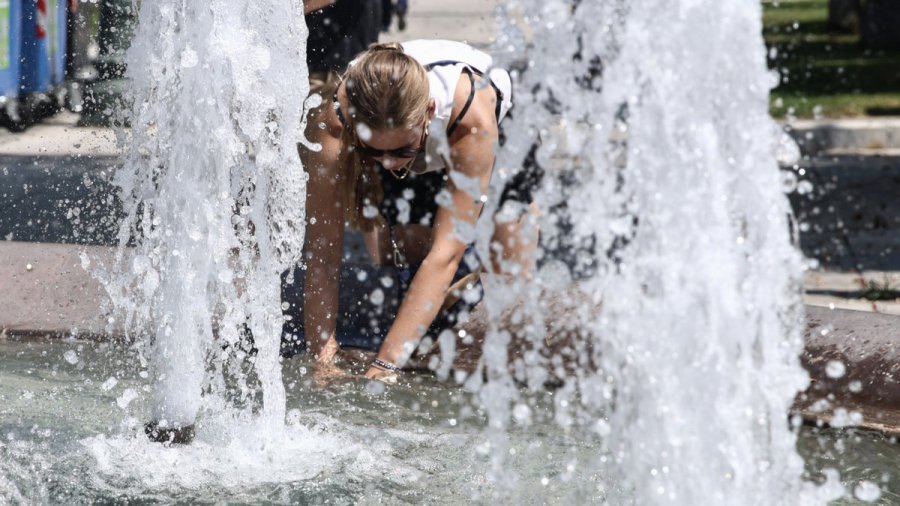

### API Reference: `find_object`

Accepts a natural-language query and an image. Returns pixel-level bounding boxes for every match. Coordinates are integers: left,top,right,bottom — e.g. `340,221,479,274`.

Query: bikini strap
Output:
446,68,476,138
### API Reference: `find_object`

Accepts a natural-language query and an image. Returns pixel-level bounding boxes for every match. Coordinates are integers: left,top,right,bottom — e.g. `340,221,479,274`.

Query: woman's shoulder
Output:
301,95,346,177
448,70,499,142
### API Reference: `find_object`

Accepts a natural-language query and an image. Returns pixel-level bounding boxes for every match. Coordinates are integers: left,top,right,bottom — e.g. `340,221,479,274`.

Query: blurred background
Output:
765,0,900,118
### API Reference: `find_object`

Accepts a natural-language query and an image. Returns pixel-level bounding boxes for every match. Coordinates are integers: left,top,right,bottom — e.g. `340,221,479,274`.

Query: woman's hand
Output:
311,360,349,386
365,366,400,384
310,338,349,385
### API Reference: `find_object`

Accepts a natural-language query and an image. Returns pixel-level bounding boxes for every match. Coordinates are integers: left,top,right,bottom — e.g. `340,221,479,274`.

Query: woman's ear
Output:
427,98,436,120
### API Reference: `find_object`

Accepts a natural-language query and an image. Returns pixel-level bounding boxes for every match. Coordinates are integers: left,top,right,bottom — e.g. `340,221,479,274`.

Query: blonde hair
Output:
341,42,431,230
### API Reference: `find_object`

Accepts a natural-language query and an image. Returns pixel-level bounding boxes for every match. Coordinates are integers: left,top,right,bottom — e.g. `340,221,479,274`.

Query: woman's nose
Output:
378,156,403,170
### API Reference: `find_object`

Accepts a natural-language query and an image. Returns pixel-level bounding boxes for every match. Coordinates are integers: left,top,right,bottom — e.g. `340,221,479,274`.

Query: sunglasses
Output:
351,138,425,159
351,122,428,159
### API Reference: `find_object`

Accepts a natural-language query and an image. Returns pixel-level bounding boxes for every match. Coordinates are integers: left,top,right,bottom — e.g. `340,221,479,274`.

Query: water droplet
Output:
825,360,846,379
116,388,138,409
513,403,532,424
594,419,611,436
355,122,372,141
781,171,798,193
101,377,119,391
365,380,386,395
63,350,79,365
180,46,199,68
854,481,881,502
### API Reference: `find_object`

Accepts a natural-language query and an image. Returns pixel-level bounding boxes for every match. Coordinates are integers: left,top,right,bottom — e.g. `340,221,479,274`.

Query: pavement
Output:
784,117,900,157
381,0,501,47
0,113,122,246
0,240,116,337
0,111,120,157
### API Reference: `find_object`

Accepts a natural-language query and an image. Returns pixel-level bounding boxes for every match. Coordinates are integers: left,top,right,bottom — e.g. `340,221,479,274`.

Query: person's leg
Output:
490,202,539,277
380,0,393,31
395,0,407,31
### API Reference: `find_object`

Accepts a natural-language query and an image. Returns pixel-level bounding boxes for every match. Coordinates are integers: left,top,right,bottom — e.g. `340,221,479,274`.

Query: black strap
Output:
333,86,346,126
492,81,504,121
424,60,483,73
446,69,476,138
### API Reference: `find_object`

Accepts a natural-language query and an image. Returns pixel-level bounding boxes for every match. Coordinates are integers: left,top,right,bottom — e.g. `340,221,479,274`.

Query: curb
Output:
783,117,900,157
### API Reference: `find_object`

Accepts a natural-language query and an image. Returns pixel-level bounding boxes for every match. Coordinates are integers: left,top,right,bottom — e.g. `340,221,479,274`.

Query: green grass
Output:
763,0,900,118
860,279,900,301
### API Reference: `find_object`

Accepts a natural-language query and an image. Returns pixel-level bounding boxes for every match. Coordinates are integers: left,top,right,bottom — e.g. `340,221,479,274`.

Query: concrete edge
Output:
781,117,900,157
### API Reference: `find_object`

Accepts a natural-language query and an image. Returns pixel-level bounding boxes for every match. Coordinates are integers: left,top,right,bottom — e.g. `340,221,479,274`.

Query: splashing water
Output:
68,0,849,503
483,0,839,503
103,1,308,428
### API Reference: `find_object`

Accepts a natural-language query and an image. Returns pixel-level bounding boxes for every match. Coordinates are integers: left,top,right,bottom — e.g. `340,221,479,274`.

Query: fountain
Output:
476,0,840,502
102,0,308,438
0,0,897,503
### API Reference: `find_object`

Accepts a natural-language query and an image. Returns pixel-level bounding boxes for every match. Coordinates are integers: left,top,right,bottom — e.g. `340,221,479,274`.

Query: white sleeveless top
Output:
400,40,513,174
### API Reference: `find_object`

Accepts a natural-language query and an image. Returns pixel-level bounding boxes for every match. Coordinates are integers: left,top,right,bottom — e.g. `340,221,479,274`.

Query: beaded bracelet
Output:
372,358,402,372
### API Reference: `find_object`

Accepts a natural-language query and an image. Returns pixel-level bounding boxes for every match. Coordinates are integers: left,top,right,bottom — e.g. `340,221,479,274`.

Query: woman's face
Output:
355,124,427,172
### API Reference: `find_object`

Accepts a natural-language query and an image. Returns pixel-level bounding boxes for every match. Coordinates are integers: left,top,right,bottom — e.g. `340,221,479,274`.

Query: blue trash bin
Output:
21,0,51,97
0,0,22,118
20,0,66,123
47,0,66,87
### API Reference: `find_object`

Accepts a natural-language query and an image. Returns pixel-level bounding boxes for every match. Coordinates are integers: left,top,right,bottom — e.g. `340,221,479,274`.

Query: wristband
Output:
372,358,402,372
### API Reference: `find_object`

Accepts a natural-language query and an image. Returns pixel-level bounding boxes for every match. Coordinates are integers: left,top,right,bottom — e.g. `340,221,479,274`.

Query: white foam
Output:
81,415,425,494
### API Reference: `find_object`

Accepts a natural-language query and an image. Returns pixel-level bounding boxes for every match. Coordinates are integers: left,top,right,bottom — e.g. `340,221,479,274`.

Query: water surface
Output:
1,339,896,504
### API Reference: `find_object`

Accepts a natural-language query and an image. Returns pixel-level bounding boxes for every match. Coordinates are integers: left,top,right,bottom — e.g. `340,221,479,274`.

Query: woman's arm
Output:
366,82,500,378
304,0,336,14
300,127,346,369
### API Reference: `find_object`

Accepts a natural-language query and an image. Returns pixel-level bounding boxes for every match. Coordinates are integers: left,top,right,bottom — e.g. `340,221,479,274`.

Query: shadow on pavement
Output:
2,150,899,273
0,154,123,246
788,154,900,271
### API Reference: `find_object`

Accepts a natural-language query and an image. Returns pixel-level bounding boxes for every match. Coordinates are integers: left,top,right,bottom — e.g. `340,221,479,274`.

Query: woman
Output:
300,39,538,382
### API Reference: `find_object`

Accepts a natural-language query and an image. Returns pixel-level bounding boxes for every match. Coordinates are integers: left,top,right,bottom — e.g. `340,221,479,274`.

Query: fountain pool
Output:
0,338,896,504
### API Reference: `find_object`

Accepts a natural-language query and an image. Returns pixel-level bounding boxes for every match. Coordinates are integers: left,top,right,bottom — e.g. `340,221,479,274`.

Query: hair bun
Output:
367,42,404,53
